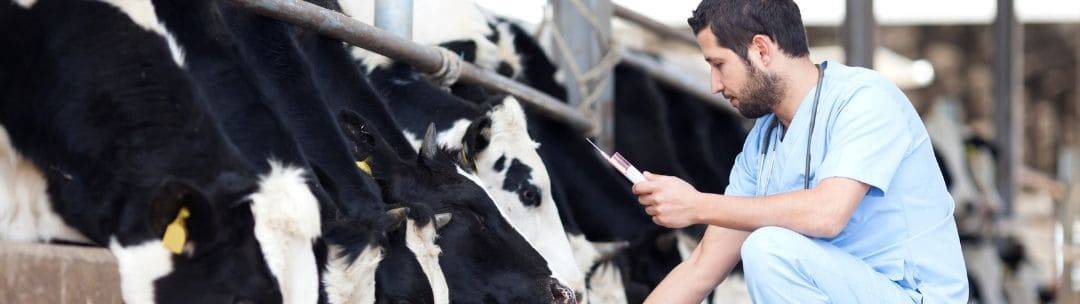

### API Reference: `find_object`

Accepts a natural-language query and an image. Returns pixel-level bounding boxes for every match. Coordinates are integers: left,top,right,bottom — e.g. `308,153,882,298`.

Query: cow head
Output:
460,97,586,297
337,110,576,303
110,163,321,304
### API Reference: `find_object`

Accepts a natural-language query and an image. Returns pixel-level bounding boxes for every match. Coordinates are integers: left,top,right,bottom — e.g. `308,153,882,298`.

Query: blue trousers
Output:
741,227,917,303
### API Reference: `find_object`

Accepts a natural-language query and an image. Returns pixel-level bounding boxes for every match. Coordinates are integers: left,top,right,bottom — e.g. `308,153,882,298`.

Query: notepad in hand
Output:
587,138,646,184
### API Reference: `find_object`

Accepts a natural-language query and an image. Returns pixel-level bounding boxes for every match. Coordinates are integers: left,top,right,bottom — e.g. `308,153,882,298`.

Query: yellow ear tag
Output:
162,207,190,254
356,157,373,176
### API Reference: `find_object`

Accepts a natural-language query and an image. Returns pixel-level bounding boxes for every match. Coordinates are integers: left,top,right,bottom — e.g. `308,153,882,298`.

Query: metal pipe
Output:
842,0,875,68
612,4,697,46
374,0,412,39
228,0,594,133
619,50,736,115
993,0,1022,217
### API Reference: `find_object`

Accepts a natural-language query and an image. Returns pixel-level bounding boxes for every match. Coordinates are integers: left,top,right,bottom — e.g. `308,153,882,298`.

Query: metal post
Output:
374,0,412,39
993,0,1022,217
551,0,615,148
842,0,875,68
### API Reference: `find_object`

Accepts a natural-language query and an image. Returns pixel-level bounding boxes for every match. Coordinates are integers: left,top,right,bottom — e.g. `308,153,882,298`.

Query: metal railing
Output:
230,0,741,134
230,0,595,134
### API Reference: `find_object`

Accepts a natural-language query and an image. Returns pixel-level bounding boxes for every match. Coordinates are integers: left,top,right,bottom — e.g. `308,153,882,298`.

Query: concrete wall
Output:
0,242,121,303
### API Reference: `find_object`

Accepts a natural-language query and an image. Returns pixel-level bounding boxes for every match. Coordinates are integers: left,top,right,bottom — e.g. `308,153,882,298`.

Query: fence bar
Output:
612,4,697,46
842,0,875,68
374,0,412,40
993,0,1022,217
229,0,594,133
619,50,735,114
551,0,615,144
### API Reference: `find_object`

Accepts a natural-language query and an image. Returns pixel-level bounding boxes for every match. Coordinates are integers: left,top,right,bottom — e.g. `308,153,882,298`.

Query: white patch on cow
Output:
0,125,90,244
435,119,472,150
402,130,423,152
405,219,449,304
349,47,394,74
13,0,37,9
399,119,469,153
249,161,321,304
586,262,627,304
323,244,383,304
491,22,523,78
568,234,601,275
96,0,186,67
109,238,174,304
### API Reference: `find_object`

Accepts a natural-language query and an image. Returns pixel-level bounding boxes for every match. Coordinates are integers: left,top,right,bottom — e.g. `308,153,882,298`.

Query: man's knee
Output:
741,226,809,272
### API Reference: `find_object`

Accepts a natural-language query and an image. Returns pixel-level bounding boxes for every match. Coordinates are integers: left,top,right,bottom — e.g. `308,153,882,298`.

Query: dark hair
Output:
688,0,810,63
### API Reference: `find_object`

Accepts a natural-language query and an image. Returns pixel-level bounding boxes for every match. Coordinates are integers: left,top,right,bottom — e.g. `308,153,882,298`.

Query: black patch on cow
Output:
485,22,500,42
438,40,477,63
493,155,507,171
496,62,515,78
503,159,541,207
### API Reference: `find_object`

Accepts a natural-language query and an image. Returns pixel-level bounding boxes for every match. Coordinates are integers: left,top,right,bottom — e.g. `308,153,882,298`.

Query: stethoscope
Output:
758,62,826,194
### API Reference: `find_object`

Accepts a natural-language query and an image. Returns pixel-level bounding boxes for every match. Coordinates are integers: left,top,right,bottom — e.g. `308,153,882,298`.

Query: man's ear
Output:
460,116,492,172
149,179,211,241
750,34,775,67
336,110,378,161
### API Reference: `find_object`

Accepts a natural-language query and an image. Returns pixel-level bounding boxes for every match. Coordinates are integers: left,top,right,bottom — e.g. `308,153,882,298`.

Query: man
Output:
632,0,969,303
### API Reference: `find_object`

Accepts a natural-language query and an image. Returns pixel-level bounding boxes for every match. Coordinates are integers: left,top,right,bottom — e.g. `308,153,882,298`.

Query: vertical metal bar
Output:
993,0,1022,218
842,0,875,68
374,0,412,39
551,0,615,148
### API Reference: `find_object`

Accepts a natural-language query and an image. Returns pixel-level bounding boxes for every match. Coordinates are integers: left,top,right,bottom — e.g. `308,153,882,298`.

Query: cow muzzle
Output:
548,278,576,304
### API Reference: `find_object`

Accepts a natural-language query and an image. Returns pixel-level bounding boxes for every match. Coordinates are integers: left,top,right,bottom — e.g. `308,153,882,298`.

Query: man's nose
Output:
711,78,725,95
711,72,725,94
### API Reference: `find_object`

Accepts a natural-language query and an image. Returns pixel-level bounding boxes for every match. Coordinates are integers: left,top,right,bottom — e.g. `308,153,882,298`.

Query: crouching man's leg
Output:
741,226,915,303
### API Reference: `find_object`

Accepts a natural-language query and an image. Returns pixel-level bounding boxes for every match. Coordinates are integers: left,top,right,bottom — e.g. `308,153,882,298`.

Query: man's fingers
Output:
632,181,657,195
638,195,655,206
645,206,658,216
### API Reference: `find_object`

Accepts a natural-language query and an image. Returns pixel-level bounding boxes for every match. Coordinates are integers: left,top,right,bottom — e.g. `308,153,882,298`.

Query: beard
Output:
732,65,784,119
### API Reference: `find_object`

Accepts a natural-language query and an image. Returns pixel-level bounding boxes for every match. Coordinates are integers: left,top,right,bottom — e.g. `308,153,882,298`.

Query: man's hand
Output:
632,172,703,229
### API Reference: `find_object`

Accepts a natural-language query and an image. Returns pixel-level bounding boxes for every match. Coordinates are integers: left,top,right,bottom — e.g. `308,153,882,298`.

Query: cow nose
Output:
549,279,576,304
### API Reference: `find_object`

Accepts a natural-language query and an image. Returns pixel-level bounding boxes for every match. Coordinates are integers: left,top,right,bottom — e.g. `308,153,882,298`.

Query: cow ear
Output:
434,212,452,229
336,110,377,161
460,116,492,171
418,122,439,162
385,206,410,232
149,179,211,252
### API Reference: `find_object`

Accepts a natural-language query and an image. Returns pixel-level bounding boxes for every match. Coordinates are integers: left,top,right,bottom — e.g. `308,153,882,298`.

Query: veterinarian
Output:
632,0,969,302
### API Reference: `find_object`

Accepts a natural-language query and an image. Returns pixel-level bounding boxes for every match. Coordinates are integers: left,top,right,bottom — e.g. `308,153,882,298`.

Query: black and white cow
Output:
145,0,443,302
0,0,321,303
282,2,578,300
341,0,587,297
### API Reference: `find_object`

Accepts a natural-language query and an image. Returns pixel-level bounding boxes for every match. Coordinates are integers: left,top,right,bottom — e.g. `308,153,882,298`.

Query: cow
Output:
224,1,577,301
360,61,585,298
340,0,587,297
145,0,445,302
336,110,575,304
0,0,322,303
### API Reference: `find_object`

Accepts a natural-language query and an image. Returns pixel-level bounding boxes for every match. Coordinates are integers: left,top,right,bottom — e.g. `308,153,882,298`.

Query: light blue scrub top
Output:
725,62,969,303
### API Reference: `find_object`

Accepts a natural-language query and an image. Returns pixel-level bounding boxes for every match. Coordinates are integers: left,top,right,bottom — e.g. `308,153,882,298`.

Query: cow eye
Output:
522,188,540,204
